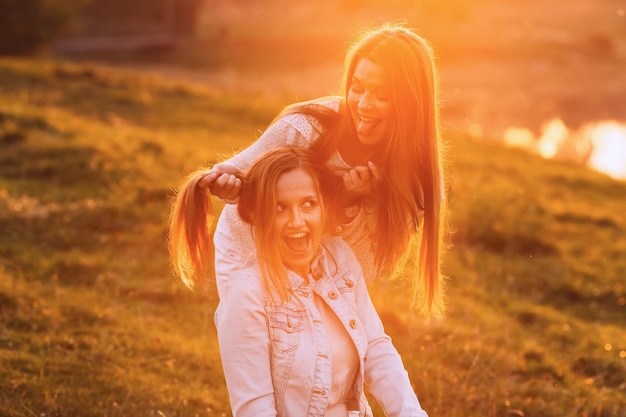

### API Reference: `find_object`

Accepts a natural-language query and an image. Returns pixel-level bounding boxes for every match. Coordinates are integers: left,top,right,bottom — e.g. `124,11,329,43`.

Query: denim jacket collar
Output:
286,243,339,294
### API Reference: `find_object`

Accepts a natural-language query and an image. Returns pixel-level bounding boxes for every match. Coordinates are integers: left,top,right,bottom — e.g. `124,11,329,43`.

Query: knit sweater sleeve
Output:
222,115,322,172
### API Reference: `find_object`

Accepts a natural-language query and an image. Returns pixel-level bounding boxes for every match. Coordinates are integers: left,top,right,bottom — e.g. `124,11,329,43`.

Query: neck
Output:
289,265,311,279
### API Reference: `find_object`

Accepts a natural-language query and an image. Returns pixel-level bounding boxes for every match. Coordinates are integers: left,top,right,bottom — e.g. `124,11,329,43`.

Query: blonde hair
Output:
280,23,447,316
168,147,340,302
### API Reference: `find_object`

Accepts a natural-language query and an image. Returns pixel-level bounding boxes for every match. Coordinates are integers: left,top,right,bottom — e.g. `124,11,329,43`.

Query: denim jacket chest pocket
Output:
334,275,357,306
266,305,306,354
328,257,357,307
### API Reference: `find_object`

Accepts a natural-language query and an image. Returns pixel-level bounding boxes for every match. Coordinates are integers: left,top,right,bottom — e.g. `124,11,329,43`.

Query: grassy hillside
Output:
0,58,625,417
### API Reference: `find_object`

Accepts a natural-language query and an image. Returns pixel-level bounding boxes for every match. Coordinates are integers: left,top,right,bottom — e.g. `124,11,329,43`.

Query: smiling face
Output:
347,58,393,146
271,168,325,278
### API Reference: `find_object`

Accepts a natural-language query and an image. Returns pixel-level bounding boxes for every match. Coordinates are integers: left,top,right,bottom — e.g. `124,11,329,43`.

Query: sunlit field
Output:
2,0,626,416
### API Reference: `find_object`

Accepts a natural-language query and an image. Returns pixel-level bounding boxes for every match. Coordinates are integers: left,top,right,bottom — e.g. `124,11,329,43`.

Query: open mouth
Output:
284,232,309,252
357,115,381,136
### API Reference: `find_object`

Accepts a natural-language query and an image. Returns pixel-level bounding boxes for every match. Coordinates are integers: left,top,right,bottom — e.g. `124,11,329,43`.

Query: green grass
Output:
0,57,624,417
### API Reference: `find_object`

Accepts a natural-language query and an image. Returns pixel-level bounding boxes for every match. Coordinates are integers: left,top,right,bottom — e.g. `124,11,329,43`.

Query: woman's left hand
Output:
342,161,382,197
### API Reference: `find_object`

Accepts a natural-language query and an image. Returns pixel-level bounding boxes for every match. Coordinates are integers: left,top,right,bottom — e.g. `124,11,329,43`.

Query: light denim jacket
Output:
215,236,428,417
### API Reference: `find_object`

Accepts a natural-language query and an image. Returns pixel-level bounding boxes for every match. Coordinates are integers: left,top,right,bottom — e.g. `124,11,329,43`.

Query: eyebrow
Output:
351,75,387,90
276,193,319,202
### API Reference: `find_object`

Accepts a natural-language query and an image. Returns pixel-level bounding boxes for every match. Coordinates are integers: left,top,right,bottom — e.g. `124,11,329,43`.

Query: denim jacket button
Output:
328,290,338,300
349,319,357,329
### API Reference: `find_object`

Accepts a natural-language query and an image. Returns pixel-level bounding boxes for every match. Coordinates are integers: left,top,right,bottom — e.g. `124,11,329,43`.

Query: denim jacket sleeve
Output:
214,268,278,417
345,245,429,417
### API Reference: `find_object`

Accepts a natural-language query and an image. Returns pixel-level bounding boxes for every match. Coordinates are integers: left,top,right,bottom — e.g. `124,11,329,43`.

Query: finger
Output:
354,166,370,183
219,174,239,197
224,173,239,193
210,173,241,200
224,177,242,200
348,169,362,188
208,173,232,195
368,161,382,182
197,171,218,189
343,172,356,191
216,173,233,187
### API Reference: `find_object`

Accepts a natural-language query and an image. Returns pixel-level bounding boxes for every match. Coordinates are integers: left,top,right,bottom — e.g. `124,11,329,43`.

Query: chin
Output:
358,136,382,146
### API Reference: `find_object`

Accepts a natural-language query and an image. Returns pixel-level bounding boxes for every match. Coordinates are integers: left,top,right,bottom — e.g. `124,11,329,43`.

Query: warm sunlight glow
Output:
503,119,626,180
536,119,569,159
586,122,626,180
503,127,534,149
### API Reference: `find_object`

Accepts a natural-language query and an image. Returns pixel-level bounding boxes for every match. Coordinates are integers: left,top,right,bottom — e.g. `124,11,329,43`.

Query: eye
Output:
302,199,318,209
276,203,286,212
349,79,364,94
375,89,391,102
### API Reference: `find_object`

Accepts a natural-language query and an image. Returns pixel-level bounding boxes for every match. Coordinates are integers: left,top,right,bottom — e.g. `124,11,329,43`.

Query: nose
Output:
288,208,304,226
358,91,374,110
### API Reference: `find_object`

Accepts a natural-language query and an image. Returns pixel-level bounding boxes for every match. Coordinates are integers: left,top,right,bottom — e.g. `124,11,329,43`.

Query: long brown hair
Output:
237,147,340,302
275,23,447,316
168,147,341,302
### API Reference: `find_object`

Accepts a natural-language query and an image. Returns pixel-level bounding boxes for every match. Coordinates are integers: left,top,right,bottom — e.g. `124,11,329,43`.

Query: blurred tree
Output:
82,0,205,38
171,0,204,38
0,0,91,55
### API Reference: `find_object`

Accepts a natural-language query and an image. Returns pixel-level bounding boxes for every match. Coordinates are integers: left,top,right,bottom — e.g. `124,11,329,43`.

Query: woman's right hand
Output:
198,163,243,202
342,161,382,197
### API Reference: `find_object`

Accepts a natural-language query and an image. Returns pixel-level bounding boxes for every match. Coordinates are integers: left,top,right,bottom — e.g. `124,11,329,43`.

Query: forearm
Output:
365,339,427,417
222,116,316,170
353,261,427,416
